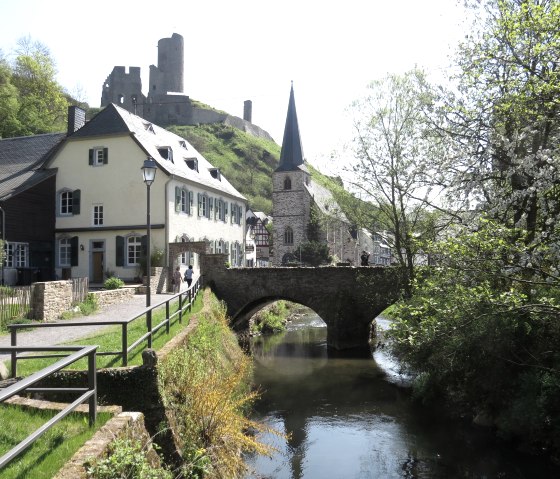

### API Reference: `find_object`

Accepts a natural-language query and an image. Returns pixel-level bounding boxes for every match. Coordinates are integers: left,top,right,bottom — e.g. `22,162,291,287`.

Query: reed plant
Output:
158,293,280,478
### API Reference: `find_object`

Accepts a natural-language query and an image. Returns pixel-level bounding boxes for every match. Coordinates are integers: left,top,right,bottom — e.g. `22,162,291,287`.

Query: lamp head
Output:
142,157,157,186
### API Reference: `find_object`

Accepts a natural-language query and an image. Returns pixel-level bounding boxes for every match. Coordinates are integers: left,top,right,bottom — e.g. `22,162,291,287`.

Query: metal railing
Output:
0,345,98,470
8,278,201,376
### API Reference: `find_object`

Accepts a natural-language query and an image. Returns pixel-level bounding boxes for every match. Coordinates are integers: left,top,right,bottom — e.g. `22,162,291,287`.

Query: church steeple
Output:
276,83,306,172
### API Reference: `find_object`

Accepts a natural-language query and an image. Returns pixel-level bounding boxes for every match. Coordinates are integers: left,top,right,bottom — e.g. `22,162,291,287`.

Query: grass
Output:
0,404,112,479
10,293,203,377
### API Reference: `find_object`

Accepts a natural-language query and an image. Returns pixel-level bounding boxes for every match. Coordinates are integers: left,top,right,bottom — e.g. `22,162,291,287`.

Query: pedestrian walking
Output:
172,266,182,293
360,250,370,266
184,265,194,287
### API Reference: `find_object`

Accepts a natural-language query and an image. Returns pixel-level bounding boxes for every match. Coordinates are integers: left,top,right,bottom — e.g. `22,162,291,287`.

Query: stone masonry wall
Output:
31,281,73,321
91,288,135,309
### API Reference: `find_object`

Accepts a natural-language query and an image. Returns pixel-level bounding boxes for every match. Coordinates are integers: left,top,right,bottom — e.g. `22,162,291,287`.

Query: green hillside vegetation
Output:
168,124,280,214
168,123,376,232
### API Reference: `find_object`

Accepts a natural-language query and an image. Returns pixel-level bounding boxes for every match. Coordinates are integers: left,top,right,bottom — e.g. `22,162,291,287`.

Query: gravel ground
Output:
0,292,174,363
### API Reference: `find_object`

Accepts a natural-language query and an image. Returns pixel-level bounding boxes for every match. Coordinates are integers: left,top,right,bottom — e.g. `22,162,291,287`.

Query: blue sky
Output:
1,0,469,174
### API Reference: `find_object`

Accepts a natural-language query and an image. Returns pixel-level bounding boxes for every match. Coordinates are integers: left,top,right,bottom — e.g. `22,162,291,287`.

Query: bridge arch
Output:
200,254,408,350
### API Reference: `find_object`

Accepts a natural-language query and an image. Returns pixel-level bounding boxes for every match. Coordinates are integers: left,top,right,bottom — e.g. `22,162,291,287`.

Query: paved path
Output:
0,292,174,363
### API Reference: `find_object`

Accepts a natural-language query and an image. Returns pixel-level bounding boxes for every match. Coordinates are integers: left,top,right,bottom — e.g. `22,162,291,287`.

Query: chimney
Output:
67,106,86,135
243,100,252,123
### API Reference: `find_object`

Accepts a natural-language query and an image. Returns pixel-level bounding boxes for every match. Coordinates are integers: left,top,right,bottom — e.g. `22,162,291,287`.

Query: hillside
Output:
167,123,376,230
168,123,280,214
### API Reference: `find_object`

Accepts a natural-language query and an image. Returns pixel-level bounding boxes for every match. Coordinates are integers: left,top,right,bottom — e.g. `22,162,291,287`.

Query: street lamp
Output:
141,157,157,308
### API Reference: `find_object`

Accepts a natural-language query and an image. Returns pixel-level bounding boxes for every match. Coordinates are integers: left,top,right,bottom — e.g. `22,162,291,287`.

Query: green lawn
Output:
0,405,112,479
10,293,203,377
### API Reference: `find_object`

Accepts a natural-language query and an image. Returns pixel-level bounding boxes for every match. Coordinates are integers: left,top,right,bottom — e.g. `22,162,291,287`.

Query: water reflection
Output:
244,311,560,479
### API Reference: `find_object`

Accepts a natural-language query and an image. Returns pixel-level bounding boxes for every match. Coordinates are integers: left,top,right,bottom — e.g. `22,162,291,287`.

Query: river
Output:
243,310,560,479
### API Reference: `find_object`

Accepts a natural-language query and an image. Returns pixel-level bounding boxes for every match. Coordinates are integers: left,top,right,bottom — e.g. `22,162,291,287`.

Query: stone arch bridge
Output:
199,254,409,350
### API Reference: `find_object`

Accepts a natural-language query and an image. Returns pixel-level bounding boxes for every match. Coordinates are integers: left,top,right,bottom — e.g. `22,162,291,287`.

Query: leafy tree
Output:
0,55,21,138
388,0,560,457
348,69,446,280
10,37,69,135
299,241,331,266
442,0,560,244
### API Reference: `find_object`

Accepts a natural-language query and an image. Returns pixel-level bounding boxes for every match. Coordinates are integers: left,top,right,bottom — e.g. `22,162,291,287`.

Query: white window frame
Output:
59,238,71,267
60,190,73,215
127,235,142,266
93,147,105,166
93,204,104,226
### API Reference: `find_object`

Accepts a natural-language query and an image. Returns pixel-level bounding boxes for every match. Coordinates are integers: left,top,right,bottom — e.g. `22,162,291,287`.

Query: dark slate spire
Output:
276,83,305,172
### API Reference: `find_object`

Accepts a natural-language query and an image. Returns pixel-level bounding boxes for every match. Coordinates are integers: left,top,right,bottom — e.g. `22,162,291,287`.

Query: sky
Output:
1,0,470,176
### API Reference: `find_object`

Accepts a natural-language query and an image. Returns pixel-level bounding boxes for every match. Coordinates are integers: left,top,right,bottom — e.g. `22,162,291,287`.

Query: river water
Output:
243,311,560,479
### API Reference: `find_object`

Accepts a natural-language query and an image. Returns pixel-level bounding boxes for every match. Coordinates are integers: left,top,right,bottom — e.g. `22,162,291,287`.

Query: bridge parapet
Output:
200,255,408,350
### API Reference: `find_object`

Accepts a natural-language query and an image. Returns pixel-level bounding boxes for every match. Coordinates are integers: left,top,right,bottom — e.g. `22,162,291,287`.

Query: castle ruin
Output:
100,33,273,141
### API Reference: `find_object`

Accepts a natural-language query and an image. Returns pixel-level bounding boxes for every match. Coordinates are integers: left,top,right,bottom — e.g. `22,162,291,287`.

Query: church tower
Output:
272,84,312,265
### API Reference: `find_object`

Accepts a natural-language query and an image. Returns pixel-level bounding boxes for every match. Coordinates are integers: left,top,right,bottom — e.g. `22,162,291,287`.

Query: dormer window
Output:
144,123,155,133
209,168,221,181
158,147,173,162
185,158,198,172
179,140,188,149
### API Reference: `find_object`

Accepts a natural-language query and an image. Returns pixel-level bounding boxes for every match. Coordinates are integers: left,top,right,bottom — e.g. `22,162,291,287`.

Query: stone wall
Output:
91,288,135,309
31,281,73,321
30,281,139,321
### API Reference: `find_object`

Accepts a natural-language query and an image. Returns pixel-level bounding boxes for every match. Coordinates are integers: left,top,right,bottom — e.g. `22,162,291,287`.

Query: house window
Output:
209,168,221,180
158,147,173,162
60,190,73,215
127,236,142,266
58,189,81,216
284,177,292,190
185,158,198,171
198,193,209,218
181,189,188,213
59,238,71,267
93,205,104,226
89,147,108,166
284,227,294,245
4,242,28,268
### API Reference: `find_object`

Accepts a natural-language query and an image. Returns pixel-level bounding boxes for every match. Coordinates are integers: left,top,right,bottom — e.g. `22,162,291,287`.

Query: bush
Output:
104,277,124,290
86,437,172,479
158,293,281,477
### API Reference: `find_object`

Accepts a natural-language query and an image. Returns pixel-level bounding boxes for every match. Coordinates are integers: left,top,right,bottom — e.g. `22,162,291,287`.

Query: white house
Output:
47,104,246,285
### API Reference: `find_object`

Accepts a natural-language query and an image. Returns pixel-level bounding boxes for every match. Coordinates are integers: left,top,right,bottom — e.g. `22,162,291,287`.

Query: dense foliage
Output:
168,124,281,214
0,38,69,138
383,0,560,460
158,292,278,478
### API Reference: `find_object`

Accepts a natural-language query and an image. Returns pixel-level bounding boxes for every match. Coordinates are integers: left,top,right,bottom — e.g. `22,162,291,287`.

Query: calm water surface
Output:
243,312,560,479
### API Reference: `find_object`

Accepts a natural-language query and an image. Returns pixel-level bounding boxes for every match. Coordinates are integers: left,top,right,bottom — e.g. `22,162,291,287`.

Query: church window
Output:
284,227,294,245
284,177,292,190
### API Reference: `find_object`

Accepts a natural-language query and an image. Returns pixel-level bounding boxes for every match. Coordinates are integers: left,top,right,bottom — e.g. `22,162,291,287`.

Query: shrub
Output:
159,294,281,477
104,277,124,290
86,437,172,479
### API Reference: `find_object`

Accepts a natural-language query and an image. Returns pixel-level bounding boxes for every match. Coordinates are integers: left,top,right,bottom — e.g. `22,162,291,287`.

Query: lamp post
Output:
0,206,4,286
141,157,157,308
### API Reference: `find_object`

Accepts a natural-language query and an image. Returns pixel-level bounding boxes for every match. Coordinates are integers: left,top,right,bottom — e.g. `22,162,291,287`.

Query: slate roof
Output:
0,133,65,200
276,84,307,173
68,104,246,200
305,179,349,223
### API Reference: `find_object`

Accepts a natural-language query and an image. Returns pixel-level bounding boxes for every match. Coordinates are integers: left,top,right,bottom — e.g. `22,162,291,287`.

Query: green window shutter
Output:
73,189,81,215
141,235,147,258
70,236,79,266
239,206,243,225
188,191,193,215
198,193,202,217
89,149,94,165
116,236,124,266
103,148,109,164
175,186,181,212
